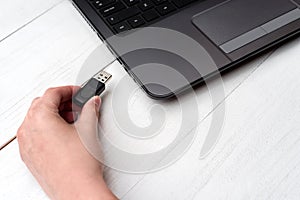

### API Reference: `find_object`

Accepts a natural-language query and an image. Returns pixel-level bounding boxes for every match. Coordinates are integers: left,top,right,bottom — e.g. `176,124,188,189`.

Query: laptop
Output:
71,0,300,99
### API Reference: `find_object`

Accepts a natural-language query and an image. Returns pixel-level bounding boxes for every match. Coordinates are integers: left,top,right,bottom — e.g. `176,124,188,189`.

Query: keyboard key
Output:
123,0,140,6
138,0,154,11
99,2,126,17
156,2,176,15
114,21,131,33
172,0,198,8
142,9,159,21
107,6,140,25
128,15,146,28
93,0,205,34
92,0,116,9
151,0,166,5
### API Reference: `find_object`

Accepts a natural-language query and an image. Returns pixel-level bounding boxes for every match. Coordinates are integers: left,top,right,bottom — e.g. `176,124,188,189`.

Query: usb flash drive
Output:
73,71,112,108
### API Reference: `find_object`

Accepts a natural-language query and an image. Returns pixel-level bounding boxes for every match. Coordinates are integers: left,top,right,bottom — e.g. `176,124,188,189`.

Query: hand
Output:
17,86,117,200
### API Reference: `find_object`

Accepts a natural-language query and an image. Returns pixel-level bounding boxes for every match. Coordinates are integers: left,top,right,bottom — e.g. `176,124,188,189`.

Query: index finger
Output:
42,86,80,110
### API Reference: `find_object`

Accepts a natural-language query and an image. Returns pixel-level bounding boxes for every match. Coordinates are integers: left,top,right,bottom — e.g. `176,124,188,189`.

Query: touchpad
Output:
192,0,298,52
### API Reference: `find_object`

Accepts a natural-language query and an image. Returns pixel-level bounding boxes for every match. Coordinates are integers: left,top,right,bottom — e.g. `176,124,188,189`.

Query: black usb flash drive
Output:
73,71,112,108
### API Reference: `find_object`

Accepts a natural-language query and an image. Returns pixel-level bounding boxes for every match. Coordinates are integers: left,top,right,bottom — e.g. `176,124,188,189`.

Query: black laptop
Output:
72,0,300,99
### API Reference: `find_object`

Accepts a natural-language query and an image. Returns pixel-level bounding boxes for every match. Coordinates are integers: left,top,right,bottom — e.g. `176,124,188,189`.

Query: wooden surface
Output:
1,0,300,199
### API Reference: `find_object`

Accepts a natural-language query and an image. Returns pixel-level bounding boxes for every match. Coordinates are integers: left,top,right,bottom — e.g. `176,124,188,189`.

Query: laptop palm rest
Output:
192,0,300,53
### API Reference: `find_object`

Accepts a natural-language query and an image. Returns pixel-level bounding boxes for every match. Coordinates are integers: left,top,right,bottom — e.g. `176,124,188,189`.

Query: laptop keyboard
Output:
88,0,201,33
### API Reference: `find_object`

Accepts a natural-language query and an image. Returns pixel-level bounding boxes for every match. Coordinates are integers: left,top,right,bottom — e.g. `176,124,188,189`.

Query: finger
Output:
77,96,101,126
59,100,81,113
59,111,78,123
42,86,80,110
75,96,103,160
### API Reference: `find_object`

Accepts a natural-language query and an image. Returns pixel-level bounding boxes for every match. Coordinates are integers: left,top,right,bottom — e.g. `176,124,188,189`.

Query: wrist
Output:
53,172,117,200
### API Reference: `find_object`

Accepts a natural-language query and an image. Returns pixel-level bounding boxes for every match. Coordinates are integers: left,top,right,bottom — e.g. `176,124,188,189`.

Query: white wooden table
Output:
1,1,300,199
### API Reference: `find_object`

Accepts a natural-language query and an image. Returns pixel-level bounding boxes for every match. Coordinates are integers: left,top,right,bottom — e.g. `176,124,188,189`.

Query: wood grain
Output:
1,0,300,199
120,37,300,200
0,0,100,145
0,0,63,42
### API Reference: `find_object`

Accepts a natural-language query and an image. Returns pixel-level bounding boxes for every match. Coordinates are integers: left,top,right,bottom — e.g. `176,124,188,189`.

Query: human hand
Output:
17,86,117,200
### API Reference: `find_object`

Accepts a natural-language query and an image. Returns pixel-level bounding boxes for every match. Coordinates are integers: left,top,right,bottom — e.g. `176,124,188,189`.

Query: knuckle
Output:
45,87,57,96
17,126,25,138
17,127,27,144
30,97,41,108
32,97,40,103
28,106,39,119
17,130,26,162
28,97,44,118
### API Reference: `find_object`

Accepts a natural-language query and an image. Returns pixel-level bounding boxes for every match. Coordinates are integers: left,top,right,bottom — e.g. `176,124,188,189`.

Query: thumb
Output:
77,96,101,128
75,96,103,161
